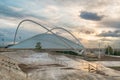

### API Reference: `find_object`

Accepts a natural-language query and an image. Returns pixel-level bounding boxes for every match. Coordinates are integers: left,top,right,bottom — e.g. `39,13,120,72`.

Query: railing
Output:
88,63,98,73
80,60,102,73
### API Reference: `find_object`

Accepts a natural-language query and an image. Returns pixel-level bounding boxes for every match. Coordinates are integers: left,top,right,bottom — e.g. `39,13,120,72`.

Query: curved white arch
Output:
14,19,84,54
14,19,51,44
14,19,74,49
46,27,84,49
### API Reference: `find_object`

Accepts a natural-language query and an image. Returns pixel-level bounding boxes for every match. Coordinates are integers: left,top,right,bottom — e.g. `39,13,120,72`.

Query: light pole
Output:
112,44,115,55
1,37,5,48
107,43,110,55
98,41,101,59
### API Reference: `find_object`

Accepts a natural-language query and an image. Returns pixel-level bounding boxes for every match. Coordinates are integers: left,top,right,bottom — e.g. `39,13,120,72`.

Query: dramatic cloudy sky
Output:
0,0,120,48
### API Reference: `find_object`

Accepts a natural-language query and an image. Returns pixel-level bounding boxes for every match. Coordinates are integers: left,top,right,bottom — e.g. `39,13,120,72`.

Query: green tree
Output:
35,42,42,50
114,50,120,56
105,45,113,55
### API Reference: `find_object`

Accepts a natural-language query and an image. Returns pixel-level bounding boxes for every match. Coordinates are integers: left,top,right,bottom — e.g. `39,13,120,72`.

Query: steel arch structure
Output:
46,27,84,49
14,19,51,44
13,19,84,54
14,19,74,49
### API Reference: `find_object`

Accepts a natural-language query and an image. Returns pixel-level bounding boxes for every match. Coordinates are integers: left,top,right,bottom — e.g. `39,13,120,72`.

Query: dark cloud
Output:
78,28,95,34
97,30,120,37
102,20,120,29
80,11,104,21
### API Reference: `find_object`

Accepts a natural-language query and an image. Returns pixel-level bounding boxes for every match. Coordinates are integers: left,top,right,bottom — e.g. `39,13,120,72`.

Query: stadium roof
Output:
10,33,84,50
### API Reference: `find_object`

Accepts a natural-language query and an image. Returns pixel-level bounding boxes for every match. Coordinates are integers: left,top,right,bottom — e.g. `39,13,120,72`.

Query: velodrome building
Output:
9,19,84,54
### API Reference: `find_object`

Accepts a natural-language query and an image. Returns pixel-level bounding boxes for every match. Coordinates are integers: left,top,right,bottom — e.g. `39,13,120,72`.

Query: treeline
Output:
105,45,120,56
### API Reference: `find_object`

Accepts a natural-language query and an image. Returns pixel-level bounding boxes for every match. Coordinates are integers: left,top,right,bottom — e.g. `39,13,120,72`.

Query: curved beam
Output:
14,19,74,49
14,19,84,54
14,19,53,44
46,27,84,49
